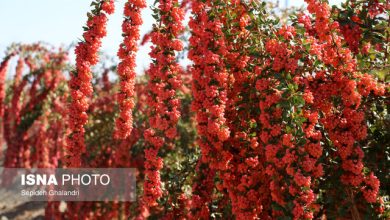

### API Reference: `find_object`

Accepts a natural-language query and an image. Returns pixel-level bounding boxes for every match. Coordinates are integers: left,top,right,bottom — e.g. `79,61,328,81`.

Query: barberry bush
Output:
0,0,389,219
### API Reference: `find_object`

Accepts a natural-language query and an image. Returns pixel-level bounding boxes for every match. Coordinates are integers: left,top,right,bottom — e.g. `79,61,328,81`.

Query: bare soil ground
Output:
0,201,45,220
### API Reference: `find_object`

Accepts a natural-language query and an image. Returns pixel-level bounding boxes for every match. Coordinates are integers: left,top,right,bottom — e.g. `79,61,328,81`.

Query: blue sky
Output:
0,0,156,74
0,0,342,75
